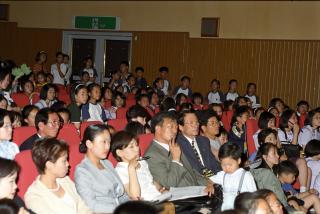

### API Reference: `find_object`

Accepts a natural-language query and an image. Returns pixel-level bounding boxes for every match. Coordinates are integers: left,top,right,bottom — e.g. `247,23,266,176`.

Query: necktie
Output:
191,140,214,178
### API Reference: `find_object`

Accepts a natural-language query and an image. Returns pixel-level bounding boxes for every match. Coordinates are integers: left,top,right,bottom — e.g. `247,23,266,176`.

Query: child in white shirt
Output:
209,142,257,211
111,131,163,201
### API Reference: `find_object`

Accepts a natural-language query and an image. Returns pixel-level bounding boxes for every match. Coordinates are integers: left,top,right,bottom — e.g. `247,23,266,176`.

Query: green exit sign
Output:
74,16,120,30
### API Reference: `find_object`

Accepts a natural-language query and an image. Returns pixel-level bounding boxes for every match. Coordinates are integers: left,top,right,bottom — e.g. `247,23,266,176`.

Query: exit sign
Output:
74,16,120,30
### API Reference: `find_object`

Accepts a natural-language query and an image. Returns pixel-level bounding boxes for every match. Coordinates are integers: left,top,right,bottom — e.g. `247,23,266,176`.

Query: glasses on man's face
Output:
184,121,199,126
47,120,62,128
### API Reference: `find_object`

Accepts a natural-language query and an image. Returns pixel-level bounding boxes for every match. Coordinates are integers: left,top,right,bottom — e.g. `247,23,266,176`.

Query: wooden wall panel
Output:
188,39,320,108
131,32,189,88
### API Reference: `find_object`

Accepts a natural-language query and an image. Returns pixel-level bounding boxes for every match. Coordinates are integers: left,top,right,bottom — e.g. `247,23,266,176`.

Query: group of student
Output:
1,54,320,214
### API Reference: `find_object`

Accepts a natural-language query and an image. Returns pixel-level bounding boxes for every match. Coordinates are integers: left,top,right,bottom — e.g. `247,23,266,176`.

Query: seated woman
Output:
25,138,92,214
0,109,19,159
112,131,165,201
75,124,128,213
0,157,30,213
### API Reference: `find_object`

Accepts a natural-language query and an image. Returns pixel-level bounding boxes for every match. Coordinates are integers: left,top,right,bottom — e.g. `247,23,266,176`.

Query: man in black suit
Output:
176,110,221,178
19,108,61,151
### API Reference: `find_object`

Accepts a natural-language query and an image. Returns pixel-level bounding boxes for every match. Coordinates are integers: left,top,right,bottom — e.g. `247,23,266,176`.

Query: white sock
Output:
300,186,307,193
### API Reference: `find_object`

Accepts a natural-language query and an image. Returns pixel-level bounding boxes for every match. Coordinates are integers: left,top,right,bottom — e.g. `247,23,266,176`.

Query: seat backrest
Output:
116,107,128,119
68,144,84,180
108,118,127,131
57,124,80,146
58,92,71,105
221,110,233,132
125,99,136,108
246,119,259,156
103,100,112,109
138,133,154,156
126,93,135,100
13,126,37,146
30,93,40,105
80,121,103,140
275,116,280,128
107,153,118,167
299,114,307,128
15,150,38,199
11,93,30,108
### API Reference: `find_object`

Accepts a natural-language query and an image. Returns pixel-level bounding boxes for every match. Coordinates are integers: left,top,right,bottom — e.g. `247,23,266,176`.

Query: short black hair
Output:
126,105,149,122
39,83,56,100
180,75,190,82
35,108,57,131
246,82,256,89
125,121,146,137
57,108,71,123
191,92,203,104
151,112,177,133
136,93,149,102
111,92,126,107
55,51,63,58
159,66,168,73
81,71,89,77
297,100,309,108
269,98,284,108
87,83,100,93
177,110,197,126
197,109,219,126
231,106,249,125
210,79,220,85
258,112,275,129
120,61,129,67
135,66,144,72
228,79,237,85
0,157,20,179
218,142,242,161
111,131,136,162
160,97,176,112
257,128,278,146
304,139,320,157
113,201,159,214
0,198,19,213
276,160,299,177
63,54,69,59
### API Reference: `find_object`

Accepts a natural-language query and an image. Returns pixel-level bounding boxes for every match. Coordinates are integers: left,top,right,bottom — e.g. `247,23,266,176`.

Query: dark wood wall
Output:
1,22,320,108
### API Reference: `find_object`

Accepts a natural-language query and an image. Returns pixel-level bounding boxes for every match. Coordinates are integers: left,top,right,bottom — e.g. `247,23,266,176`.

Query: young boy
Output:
296,100,309,117
209,143,256,211
277,160,320,213
245,83,261,109
159,66,171,96
172,75,192,99
135,67,147,89
207,79,225,104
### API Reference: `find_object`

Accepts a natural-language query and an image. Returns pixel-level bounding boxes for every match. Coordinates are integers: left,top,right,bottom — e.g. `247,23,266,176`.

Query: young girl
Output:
225,79,239,101
298,109,320,148
251,143,289,208
25,138,92,214
75,125,128,213
253,111,277,150
245,83,261,109
21,105,39,126
278,109,311,193
228,106,250,156
35,72,47,88
0,70,19,112
32,51,47,74
191,92,204,110
112,131,164,201
209,143,257,211
81,83,106,122
152,78,165,100
101,87,113,104
20,80,34,102
105,92,126,120
81,57,98,83
34,83,57,109
148,91,159,111
269,98,285,116
304,139,320,188
175,93,188,110
9,111,22,128
67,84,88,129
0,109,19,159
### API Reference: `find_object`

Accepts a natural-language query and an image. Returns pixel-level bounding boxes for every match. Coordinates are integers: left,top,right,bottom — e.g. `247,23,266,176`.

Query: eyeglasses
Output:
184,121,199,126
47,120,62,127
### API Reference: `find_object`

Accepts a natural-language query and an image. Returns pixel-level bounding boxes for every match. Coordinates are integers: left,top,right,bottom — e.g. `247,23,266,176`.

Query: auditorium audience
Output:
25,138,92,214
75,124,128,213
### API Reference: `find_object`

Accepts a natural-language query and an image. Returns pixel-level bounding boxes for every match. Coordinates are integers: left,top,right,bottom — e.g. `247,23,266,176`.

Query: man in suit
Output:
176,110,221,178
145,112,213,194
20,108,61,151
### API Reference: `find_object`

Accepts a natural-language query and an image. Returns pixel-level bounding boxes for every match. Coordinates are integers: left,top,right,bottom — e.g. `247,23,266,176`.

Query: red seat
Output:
146,107,155,117
138,133,154,156
125,99,136,108
299,114,307,128
108,118,127,131
58,92,71,105
221,110,233,132
57,124,80,146
154,106,160,114
126,93,135,100
11,93,30,108
68,144,84,180
80,121,103,140
107,153,118,167
30,93,40,105
275,116,280,128
116,107,128,119
246,119,259,156
13,126,37,146
15,150,38,199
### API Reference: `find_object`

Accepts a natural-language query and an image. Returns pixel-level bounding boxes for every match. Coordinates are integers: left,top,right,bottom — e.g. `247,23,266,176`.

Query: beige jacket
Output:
25,176,93,214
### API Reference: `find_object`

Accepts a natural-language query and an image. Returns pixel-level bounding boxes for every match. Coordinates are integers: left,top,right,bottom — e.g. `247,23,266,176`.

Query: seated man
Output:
19,108,61,151
176,110,221,178
145,112,213,192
